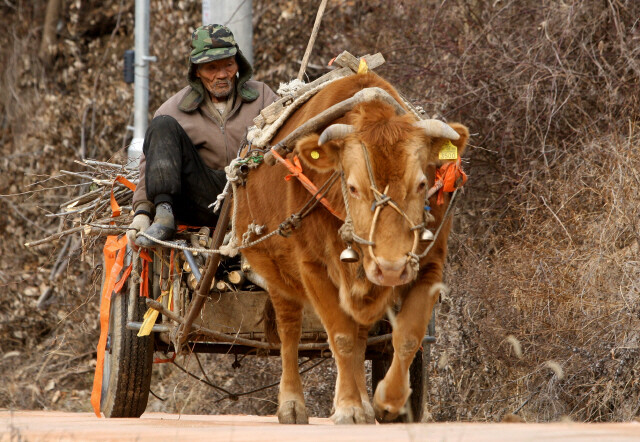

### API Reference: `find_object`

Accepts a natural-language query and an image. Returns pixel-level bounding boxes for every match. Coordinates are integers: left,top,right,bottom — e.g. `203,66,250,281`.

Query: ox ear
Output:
428,123,469,165
294,133,341,172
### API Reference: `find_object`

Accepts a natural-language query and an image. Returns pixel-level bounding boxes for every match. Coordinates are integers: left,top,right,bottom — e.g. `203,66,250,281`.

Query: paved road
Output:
1,411,639,441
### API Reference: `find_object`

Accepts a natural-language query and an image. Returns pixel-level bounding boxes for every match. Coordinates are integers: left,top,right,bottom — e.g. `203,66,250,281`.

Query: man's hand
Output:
126,213,151,249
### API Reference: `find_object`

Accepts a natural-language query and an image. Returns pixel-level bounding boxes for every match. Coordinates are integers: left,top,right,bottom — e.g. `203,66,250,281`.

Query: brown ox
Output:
234,72,468,424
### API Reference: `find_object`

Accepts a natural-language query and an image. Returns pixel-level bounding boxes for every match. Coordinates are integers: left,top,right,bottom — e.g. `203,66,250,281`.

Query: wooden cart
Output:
98,229,436,422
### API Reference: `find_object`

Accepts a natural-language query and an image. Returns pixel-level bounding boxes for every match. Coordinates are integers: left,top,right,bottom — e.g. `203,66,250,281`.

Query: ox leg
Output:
271,291,308,424
355,324,375,423
301,270,368,424
373,280,439,422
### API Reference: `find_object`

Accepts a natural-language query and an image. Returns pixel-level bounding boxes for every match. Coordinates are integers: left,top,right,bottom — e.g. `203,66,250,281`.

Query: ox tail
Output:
260,298,280,344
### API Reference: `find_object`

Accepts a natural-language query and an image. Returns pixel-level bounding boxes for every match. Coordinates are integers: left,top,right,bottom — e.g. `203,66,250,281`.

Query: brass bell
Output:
340,245,359,263
420,229,435,242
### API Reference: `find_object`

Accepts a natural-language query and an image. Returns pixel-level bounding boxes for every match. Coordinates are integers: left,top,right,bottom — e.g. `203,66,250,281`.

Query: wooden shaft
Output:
148,297,395,352
176,196,232,347
297,0,329,82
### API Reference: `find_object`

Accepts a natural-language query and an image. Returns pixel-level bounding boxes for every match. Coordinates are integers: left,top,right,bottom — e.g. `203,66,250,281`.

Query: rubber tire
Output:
371,347,426,423
100,279,154,418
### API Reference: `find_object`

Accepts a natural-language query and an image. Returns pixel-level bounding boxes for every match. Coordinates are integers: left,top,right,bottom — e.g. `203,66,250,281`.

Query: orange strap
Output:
154,352,176,364
90,234,128,417
434,158,467,205
139,250,152,298
270,148,343,220
113,264,131,294
110,175,137,218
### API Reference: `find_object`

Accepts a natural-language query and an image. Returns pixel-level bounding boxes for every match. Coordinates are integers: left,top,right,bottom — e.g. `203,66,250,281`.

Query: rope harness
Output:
356,142,422,272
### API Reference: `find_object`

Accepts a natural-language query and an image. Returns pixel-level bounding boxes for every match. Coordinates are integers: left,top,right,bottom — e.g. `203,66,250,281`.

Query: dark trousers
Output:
143,115,226,227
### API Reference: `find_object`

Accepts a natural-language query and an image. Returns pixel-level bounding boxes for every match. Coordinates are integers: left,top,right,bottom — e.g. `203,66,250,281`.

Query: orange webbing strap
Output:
435,158,467,205
139,250,152,298
110,175,137,218
153,250,176,365
270,148,343,219
176,224,204,232
90,234,128,417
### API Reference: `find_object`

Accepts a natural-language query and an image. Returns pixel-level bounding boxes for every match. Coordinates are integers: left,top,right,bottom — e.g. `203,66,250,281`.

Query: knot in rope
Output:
278,214,302,237
338,218,374,246
407,253,420,273
338,219,356,243
370,194,391,211
242,222,266,246
429,158,467,205
219,235,240,258
284,156,303,181
423,206,435,224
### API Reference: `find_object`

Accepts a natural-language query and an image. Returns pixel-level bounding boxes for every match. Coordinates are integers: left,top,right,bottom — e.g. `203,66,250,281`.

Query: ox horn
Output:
318,124,355,145
265,87,407,165
414,119,460,140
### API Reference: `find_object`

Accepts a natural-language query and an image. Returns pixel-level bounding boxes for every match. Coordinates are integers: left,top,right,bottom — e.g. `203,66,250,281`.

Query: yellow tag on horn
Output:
357,58,369,75
438,140,458,160
311,150,320,160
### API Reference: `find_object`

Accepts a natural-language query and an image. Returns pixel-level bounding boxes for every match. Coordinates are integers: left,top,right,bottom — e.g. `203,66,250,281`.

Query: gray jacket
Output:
132,80,278,213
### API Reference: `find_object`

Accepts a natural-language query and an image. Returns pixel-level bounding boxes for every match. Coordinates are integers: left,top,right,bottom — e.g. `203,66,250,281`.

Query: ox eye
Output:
348,184,360,198
417,179,427,193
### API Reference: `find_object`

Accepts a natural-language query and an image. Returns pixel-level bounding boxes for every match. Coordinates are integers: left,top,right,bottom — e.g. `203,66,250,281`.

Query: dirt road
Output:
1,411,639,441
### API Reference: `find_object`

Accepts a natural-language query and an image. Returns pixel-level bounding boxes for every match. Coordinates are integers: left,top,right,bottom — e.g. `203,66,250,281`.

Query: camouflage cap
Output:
190,24,238,64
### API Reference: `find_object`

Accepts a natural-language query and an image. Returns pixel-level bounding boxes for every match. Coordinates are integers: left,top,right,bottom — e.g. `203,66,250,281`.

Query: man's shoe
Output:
135,202,176,248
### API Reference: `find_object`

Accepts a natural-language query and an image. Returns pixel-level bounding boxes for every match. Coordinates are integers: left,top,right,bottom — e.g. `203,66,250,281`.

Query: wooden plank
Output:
253,115,265,129
333,51,385,72
260,102,286,125
194,291,325,334
252,66,354,126
251,52,385,128
363,52,385,70
332,51,359,71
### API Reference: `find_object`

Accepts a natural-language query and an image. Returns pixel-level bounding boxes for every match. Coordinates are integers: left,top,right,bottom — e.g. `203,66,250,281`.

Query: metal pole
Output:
203,0,253,65
128,0,155,169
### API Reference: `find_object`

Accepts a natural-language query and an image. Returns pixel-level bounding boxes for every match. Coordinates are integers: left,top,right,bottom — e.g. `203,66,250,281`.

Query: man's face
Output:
195,57,238,102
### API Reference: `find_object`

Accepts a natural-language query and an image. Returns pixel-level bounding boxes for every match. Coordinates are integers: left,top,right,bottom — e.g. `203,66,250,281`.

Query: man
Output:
127,24,278,248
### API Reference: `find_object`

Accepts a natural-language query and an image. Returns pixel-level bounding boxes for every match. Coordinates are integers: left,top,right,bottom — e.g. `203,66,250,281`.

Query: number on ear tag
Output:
438,140,458,160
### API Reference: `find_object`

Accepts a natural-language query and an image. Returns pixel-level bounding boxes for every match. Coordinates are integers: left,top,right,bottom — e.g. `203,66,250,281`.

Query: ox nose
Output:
371,258,413,286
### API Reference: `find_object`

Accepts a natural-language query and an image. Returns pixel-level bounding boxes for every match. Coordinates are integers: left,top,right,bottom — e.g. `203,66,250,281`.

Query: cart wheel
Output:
371,346,426,423
100,277,154,418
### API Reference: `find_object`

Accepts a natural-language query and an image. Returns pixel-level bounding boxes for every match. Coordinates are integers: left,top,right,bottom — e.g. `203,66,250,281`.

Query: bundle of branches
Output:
25,159,137,249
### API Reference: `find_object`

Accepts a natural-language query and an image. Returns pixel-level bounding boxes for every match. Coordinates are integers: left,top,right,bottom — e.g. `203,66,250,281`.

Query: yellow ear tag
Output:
357,58,369,75
438,140,458,160
310,150,320,160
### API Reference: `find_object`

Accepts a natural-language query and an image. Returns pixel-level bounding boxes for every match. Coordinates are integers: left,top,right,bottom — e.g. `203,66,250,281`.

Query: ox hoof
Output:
362,400,376,424
373,380,410,423
373,404,402,423
331,405,368,425
277,400,309,424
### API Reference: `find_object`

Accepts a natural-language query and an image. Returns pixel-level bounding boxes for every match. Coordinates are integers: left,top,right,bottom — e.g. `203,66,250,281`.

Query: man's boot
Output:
135,202,176,248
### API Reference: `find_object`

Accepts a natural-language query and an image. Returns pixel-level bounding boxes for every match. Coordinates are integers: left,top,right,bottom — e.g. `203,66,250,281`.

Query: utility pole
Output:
202,0,253,65
128,0,156,169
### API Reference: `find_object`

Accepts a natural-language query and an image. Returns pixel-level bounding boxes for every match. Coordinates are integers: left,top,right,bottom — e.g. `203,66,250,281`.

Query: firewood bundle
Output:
25,159,137,248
